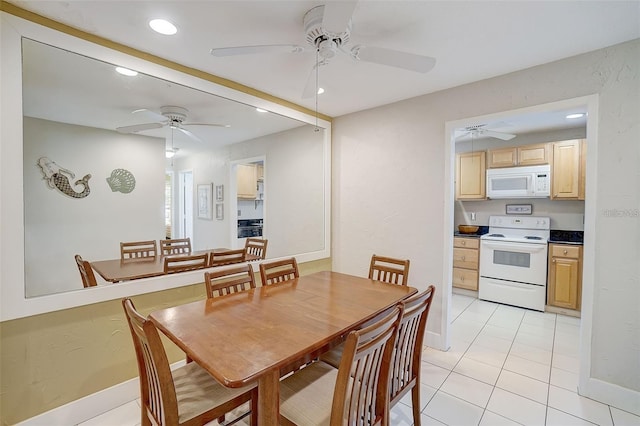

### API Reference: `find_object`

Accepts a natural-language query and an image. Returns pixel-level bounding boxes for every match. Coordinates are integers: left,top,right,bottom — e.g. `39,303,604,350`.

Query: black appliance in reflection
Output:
237,219,263,238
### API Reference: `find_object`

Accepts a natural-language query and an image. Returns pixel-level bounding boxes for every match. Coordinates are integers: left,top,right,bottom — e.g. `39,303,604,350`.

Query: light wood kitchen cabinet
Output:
456,151,486,200
547,243,582,311
237,164,257,199
256,164,264,181
487,143,549,168
551,139,585,200
453,237,479,291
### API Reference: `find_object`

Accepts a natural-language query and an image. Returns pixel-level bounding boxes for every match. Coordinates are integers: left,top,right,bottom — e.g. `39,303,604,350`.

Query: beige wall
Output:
0,258,331,424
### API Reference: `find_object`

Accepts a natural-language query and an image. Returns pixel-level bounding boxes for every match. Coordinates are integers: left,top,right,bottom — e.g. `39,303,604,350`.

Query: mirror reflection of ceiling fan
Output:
456,124,516,141
115,105,229,143
210,1,436,99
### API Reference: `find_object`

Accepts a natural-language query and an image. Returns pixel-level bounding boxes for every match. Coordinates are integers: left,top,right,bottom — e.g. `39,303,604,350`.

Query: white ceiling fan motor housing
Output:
304,5,351,59
160,105,188,125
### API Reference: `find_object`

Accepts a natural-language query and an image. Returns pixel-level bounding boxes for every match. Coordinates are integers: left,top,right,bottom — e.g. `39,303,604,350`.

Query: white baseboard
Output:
580,377,640,416
17,360,186,426
425,330,445,351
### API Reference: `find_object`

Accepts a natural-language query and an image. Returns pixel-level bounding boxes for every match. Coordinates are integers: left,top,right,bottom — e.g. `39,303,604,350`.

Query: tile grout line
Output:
543,312,558,425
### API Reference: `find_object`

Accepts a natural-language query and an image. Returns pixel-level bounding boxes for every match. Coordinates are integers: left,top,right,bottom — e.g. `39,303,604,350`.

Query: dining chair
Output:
75,254,98,288
369,254,411,285
279,304,403,425
319,286,435,425
204,263,257,298
160,238,192,255
244,238,268,260
121,298,258,426
209,248,247,267
259,257,299,285
120,240,158,260
163,253,209,274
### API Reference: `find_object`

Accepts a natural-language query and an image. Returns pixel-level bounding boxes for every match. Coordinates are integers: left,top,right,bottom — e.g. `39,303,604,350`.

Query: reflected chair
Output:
259,257,299,286
369,254,411,285
121,298,258,426
75,254,98,288
163,254,209,274
204,263,257,298
279,305,403,425
209,248,246,267
120,240,158,260
245,238,268,261
160,238,192,255
320,287,436,426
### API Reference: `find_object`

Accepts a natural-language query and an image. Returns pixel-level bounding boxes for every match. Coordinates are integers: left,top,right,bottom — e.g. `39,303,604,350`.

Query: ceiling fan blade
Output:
454,130,472,140
350,45,436,73
482,130,516,140
131,108,166,122
183,122,231,128
322,1,358,35
210,44,306,57
177,127,203,143
116,122,164,134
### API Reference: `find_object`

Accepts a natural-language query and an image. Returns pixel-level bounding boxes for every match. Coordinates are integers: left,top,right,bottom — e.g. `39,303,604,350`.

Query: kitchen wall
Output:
332,38,639,413
238,198,264,219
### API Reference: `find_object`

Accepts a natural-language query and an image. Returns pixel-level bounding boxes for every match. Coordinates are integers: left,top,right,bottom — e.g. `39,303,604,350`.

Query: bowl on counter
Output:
458,225,480,234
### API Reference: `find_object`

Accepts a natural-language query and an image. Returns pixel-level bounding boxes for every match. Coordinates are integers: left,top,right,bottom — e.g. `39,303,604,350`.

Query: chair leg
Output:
411,384,421,426
250,389,259,425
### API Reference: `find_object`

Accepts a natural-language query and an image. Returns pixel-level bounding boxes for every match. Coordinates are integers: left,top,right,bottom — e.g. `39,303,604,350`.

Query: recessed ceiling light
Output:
149,19,177,35
566,113,585,119
115,67,138,77
317,87,325,95
256,108,268,113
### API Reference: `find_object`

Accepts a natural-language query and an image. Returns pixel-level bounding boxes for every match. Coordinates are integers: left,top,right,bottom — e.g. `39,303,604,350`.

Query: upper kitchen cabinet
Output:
551,139,586,200
487,143,549,168
456,151,486,200
237,164,258,199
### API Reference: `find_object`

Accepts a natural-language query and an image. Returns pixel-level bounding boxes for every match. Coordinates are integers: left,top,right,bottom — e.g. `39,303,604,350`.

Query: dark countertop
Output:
549,230,584,245
454,226,489,238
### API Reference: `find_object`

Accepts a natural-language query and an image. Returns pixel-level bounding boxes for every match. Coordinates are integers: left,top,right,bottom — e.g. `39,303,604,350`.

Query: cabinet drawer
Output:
453,248,479,269
454,237,479,249
453,267,478,290
550,244,581,258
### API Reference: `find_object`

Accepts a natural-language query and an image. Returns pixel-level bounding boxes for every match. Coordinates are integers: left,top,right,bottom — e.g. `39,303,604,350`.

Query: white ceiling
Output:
10,0,640,143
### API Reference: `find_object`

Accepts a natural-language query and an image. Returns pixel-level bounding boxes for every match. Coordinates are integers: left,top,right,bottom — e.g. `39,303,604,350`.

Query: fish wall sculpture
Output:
37,157,91,199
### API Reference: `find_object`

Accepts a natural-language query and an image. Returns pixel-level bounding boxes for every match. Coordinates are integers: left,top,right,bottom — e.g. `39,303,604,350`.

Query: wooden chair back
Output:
122,298,180,425
160,238,191,255
369,254,411,285
259,257,299,285
332,305,403,425
209,248,246,267
75,254,97,288
120,240,158,260
390,286,436,421
204,263,257,298
245,238,268,260
163,253,209,274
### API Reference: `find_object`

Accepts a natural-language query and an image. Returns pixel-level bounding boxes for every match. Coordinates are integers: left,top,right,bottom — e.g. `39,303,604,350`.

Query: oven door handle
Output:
481,240,547,253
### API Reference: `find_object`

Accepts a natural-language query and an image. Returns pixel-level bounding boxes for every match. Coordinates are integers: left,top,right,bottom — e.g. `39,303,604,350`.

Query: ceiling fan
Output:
210,2,436,99
115,106,229,143
456,124,516,141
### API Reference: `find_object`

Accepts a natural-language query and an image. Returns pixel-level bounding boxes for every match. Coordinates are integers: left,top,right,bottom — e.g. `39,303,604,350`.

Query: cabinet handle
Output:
461,241,466,245
461,276,464,281
552,259,556,263
461,256,466,261
563,250,568,255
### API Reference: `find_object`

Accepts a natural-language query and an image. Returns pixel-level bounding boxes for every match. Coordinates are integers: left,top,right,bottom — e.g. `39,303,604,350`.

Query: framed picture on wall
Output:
215,184,224,201
216,203,224,220
197,183,213,220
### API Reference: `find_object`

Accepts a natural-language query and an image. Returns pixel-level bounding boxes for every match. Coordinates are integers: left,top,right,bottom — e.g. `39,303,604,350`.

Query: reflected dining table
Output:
91,249,261,282
149,270,417,425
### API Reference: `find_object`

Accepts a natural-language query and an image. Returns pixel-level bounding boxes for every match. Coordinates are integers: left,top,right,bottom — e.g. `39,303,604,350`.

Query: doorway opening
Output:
178,170,194,241
229,156,266,249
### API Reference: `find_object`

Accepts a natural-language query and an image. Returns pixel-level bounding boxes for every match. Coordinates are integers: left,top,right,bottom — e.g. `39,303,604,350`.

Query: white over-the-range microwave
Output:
486,164,551,198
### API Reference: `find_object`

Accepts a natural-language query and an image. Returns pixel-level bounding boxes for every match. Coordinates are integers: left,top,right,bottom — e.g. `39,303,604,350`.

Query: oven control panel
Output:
489,215,549,230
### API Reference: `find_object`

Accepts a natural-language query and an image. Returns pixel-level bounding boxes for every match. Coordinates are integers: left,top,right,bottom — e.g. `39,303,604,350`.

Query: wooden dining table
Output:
149,270,417,425
91,249,261,282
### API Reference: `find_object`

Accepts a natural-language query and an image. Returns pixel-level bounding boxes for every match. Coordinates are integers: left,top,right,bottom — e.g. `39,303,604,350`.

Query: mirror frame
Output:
0,10,332,321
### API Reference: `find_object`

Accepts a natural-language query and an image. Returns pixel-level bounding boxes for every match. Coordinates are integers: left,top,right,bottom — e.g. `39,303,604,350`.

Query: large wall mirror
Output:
0,12,331,320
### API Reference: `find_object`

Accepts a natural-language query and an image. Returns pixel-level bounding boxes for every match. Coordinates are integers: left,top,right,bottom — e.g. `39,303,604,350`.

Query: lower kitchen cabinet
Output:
453,236,479,291
547,243,582,311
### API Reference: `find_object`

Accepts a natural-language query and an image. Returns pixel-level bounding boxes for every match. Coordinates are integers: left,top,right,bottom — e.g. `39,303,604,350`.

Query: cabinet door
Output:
518,143,549,166
552,140,581,199
487,147,517,168
453,247,478,269
237,164,257,199
453,267,478,290
548,256,580,310
456,151,486,200
579,140,586,200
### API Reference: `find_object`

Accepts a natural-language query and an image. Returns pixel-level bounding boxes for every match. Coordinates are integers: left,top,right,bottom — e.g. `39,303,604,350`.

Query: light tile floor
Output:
79,294,640,426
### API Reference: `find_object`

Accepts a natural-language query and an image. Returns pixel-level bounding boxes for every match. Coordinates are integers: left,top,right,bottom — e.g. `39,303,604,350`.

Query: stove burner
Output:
524,236,543,240
488,233,505,237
